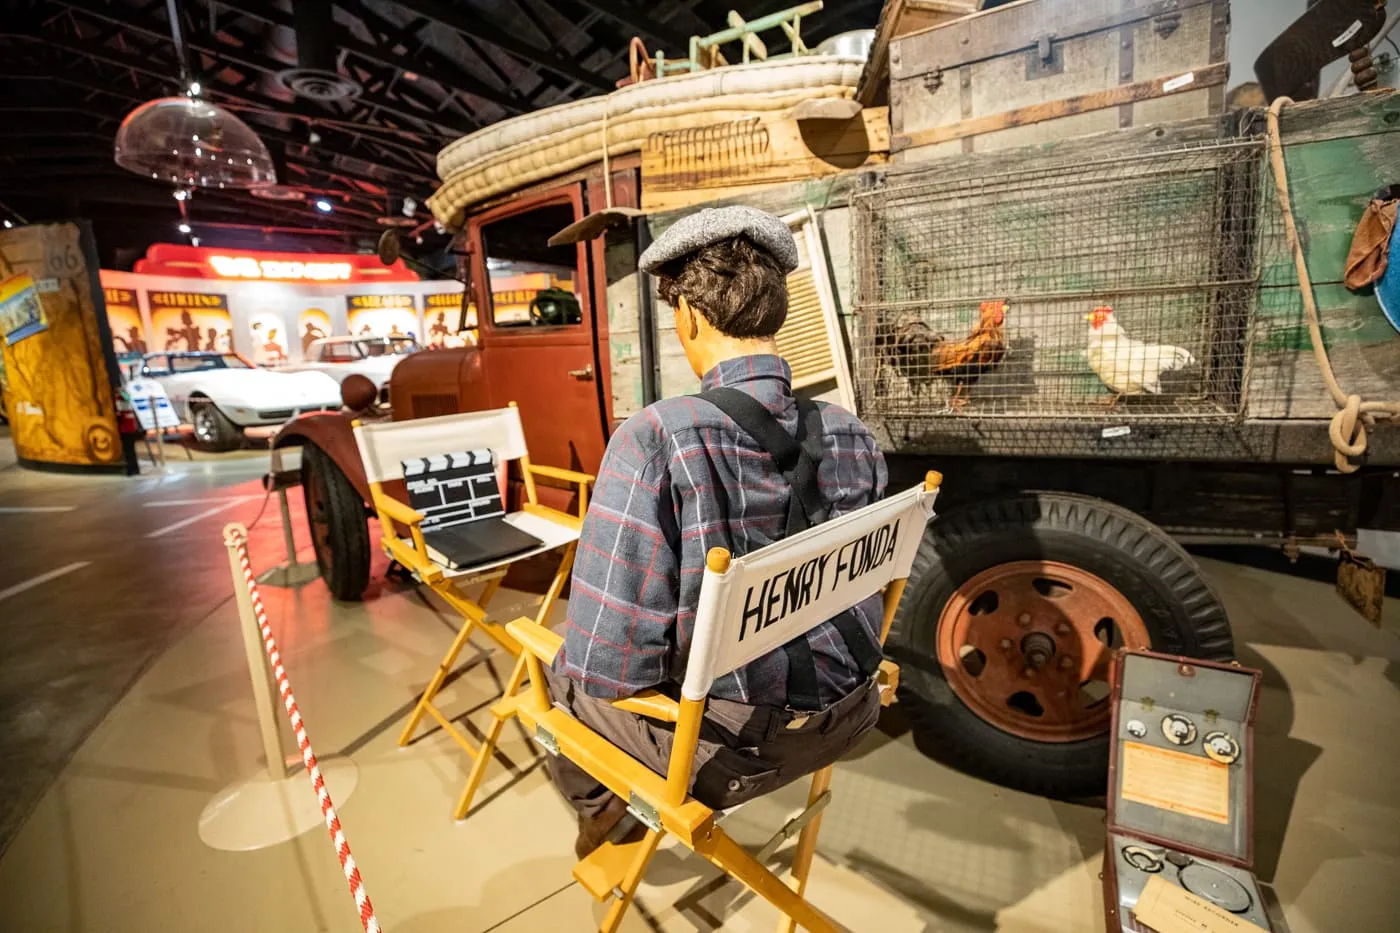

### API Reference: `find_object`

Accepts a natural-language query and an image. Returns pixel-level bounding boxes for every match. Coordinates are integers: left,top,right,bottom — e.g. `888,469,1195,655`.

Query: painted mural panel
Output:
149,290,233,353
347,293,418,339
0,222,130,471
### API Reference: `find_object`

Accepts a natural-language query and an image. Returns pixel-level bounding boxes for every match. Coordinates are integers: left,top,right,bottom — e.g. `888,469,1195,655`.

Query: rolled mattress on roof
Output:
427,56,867,228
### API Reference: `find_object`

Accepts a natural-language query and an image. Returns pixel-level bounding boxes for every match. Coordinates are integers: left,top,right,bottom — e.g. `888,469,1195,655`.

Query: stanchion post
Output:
224,523,290,780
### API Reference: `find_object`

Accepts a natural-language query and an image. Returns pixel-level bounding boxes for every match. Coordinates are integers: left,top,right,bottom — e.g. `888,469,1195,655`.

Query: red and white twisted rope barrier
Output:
225,525,381,933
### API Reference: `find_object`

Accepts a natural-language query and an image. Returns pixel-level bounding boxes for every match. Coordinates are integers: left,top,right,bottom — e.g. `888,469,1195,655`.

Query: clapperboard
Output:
401,449,541,569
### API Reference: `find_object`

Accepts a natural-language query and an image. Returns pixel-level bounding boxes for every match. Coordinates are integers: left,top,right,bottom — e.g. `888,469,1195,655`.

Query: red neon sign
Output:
132,243,418,283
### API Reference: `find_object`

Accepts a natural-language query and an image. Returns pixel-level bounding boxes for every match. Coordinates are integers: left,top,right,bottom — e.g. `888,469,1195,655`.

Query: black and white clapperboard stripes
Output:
401,449,503,532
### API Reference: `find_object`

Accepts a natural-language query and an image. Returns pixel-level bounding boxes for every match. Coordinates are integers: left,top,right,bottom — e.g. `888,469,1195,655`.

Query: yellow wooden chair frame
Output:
353,402,594,818
506,473,941,932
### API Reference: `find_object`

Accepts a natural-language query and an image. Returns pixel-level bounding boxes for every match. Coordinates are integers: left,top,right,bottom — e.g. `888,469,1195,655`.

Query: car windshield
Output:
358,337,418,357
167,353,252,373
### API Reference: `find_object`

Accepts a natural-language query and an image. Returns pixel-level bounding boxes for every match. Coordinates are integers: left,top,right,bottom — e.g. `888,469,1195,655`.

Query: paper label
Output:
1133,875,1260,933
1121,741,1231,825
1162,72,1196,93
1333,20,1362,47
1102,425,1132,439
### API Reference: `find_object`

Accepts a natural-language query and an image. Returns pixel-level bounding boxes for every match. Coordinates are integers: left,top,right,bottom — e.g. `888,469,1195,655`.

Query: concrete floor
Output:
0,429,1397,932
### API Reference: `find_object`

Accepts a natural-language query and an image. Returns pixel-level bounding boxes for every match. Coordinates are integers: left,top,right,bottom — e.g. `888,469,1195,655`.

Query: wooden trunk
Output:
888,0,1229,162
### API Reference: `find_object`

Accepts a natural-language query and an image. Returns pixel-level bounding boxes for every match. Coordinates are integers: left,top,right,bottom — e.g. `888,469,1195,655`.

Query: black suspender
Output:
696,387,883,710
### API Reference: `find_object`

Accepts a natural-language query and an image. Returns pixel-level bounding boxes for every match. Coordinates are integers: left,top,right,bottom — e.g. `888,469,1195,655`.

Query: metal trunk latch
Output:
1027,35,1064,79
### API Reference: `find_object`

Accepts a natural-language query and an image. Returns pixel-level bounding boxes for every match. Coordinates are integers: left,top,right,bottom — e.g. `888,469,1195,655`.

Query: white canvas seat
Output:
505,472,942,933
353,403,593,819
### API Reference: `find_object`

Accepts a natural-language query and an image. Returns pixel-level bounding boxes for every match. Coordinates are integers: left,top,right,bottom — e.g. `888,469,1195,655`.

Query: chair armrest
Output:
375,494,424,526
527,463,595,486
505,618,563,664
611,691,681,723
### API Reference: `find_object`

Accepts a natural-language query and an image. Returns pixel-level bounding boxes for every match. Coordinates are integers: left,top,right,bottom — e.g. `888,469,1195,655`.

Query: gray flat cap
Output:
638,206,799,275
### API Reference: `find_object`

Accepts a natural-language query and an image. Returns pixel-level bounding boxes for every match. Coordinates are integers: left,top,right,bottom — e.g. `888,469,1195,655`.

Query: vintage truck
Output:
274,3,1399,798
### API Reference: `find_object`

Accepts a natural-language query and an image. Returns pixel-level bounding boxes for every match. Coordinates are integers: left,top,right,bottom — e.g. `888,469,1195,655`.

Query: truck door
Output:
469,185,609,474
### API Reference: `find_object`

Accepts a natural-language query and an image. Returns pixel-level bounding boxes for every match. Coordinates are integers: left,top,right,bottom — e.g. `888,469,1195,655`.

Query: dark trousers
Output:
542,665,881,820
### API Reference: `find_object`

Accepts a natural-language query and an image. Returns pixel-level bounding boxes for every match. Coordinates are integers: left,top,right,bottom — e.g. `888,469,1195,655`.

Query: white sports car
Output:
276,336,419,404
135,351,342,451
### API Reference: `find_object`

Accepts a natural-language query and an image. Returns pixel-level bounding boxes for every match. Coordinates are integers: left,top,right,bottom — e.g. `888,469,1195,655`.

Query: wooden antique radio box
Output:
1104,651,1285,932
888,0,1228,161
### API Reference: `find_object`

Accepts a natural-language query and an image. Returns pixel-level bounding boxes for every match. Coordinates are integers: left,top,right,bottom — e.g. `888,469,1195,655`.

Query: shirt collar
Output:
701,354,792,391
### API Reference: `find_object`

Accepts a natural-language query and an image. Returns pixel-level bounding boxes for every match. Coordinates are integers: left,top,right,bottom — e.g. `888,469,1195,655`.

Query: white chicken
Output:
1085,306,1196,398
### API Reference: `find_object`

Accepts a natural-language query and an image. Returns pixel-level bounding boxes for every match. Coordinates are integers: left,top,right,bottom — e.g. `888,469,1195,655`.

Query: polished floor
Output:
0,432,1397,932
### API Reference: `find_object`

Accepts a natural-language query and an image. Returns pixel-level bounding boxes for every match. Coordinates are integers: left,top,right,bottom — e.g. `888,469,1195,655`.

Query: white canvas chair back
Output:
353,406,529,484
681,483,939,702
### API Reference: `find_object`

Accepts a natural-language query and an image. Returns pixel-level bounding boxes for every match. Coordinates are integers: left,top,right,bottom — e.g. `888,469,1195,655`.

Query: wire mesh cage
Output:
851,138,1268,423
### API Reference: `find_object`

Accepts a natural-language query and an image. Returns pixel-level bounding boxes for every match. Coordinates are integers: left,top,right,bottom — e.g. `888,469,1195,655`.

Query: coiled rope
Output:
1265,96,1400,472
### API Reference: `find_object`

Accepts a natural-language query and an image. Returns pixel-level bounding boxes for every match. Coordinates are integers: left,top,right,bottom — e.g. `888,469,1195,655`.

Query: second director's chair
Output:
506,473,941,932
353,403,593,818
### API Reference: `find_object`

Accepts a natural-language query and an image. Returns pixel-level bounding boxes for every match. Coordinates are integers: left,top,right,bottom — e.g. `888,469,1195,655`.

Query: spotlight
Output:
314,198,334,213
173,189,191,201
188,80,202,97
177,222,192,234
2,220,12,229
191,236,200,247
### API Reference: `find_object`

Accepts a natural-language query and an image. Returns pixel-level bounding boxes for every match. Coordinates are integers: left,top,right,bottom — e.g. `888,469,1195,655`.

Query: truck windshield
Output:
480,202,581,328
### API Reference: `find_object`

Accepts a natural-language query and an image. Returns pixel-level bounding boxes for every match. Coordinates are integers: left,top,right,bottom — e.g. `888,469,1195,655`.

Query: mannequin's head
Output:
654,236,788,377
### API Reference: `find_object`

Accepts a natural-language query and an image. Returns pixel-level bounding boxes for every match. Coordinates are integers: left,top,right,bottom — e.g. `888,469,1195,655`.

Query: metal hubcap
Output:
193,407,215,442
937,560,1150,742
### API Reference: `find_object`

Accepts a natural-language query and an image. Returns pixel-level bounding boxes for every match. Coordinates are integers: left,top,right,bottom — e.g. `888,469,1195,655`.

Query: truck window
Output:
480,202,581,328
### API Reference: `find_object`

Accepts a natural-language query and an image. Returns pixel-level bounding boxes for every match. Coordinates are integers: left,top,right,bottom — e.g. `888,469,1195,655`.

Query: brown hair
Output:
655,236,788,338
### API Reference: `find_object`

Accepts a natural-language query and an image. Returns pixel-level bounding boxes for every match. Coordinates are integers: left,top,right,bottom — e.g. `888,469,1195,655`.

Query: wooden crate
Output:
889,0,1228,161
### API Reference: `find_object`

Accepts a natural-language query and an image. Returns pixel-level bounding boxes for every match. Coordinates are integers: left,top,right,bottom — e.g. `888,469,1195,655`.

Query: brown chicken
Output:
875,300,1008,409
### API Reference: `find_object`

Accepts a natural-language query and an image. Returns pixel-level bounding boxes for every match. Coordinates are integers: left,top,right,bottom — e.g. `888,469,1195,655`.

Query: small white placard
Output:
123,379,180,431
1333,20,1363,47
1162,72,1195,93
1102,425,1132,439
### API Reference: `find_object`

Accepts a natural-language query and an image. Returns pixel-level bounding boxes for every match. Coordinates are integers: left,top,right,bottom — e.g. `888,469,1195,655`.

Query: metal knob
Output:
567,364,594,380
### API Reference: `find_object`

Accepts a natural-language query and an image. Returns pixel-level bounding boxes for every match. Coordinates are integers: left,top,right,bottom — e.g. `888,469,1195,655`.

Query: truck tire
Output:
887,492,1233,799
190,399,242,452
301,443,371,601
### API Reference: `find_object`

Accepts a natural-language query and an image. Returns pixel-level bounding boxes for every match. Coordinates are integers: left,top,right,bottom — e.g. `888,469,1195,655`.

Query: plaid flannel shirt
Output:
555,354,888,707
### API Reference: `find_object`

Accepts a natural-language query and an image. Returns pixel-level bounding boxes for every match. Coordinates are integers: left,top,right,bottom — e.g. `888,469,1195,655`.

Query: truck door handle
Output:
567,364,594,380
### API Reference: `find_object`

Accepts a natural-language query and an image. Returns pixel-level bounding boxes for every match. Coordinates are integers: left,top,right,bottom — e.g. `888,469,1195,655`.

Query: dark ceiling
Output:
0,0,883,270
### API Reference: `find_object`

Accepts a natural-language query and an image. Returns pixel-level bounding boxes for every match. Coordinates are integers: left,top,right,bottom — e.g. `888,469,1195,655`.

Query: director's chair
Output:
353,403,594,818
506,472,941,932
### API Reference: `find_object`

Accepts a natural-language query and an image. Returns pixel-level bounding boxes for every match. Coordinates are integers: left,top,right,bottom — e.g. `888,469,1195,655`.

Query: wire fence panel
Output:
852,139,1267,423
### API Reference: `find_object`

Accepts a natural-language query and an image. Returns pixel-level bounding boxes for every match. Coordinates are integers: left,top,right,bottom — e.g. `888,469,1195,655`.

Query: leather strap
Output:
697,387,882,709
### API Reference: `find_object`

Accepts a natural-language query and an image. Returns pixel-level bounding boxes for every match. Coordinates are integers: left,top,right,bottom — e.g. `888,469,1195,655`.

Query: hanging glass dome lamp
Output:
113,0,276,191
114,95,277,190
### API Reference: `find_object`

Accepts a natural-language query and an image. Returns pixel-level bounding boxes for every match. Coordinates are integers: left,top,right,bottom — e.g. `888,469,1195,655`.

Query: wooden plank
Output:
891,62,1227,151
889,0,1217,78
640,108,887,212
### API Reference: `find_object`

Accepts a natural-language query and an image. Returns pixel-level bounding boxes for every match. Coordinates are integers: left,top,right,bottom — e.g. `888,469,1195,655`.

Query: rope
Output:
1265,96,1400,473
224,526,382,933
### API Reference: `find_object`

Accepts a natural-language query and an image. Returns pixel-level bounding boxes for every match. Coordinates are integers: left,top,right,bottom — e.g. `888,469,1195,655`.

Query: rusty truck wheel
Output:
886,492,1233,798
301,443,370,601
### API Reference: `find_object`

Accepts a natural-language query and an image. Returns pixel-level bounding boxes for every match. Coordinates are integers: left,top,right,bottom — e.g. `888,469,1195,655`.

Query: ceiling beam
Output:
391,0,614,91
562,0,692,49
46,0,478,136
218,0,525,118
0,67,440,186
